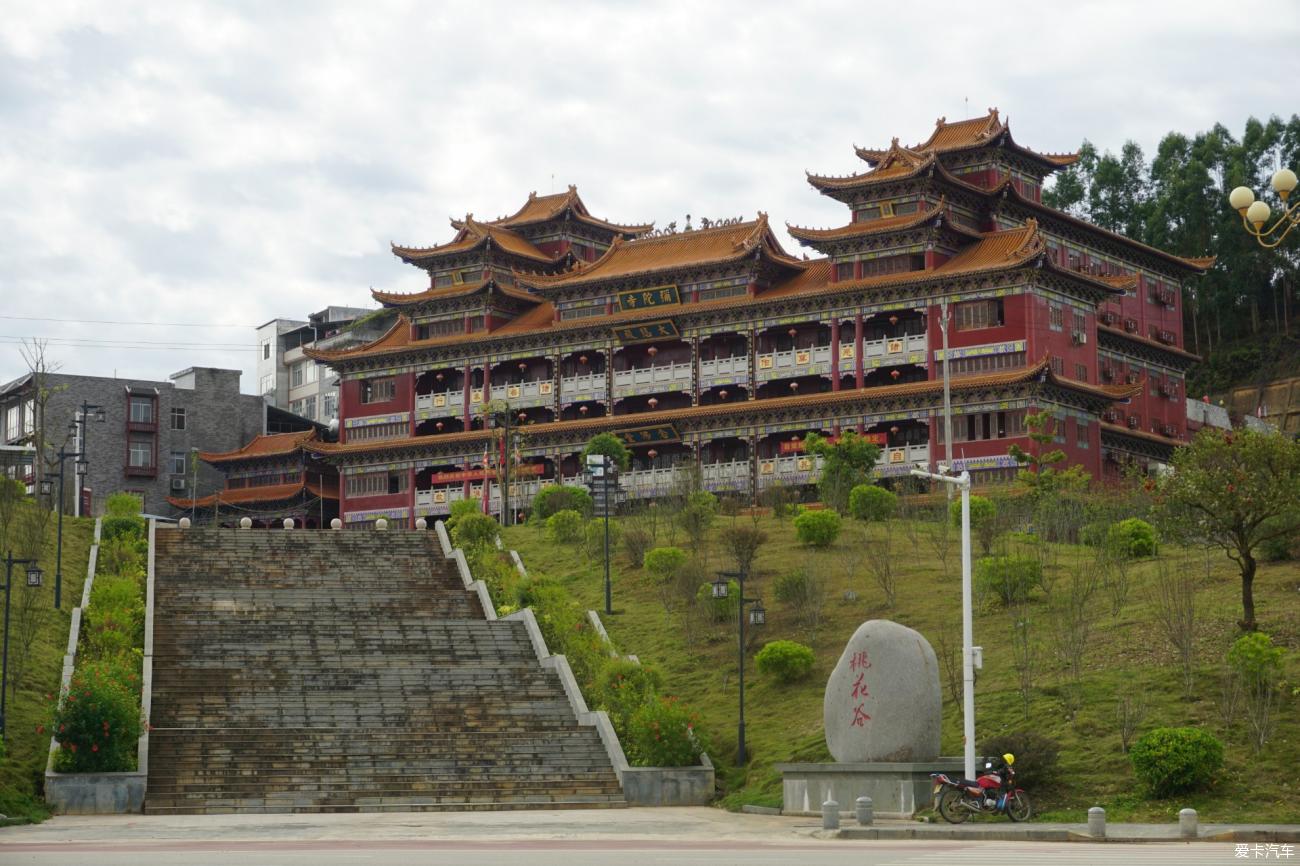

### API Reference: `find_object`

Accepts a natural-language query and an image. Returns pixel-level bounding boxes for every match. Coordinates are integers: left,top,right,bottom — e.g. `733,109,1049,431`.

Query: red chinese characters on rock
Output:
849,650,872,728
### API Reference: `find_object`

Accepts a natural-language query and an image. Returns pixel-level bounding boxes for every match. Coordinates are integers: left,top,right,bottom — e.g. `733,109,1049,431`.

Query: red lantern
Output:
647,346,658,357
719,390,728,400
435,421,444,431
579,355,588,365
889,425,900,434
788,328,798,339
648,397,659,408
789,381,799,391
579,405,589,415
435,372,444,381
647,449,658,460
888,315,899,326
518,361,527,372
890,369,901,380
518,412,527,421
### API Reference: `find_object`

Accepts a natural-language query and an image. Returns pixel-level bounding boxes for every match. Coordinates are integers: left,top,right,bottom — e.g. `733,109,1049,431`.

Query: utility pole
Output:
938,301,955,496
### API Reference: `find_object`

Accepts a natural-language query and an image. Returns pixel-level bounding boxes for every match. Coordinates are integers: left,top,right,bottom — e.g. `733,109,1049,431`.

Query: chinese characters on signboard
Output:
616,424,680,446
848,649,872,728
613,319,680,344
616,285,681,313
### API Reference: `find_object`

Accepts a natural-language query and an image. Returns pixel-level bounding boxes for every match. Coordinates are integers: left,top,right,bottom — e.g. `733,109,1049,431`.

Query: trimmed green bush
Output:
447,498,482,527
545,509,585,544
848,484,897,522
531,484,594,521
975,555,1043,605
643,546,688,584
105,492,143,518
625,695,705,767
84,576,144,658
755,640,815,683
1129,727,1223,797
594,658,663,734
978,731,1061,789
697,579,739,623
46,657,144,773
450,512,499,549
101,514,145,544
951,494,999,555
794,509,842,547
1106,518,1157,558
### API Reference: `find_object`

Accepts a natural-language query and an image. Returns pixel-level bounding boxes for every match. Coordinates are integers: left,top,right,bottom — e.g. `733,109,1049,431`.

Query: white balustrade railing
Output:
415,486,468,509
698,355,748,382
862,332,928,361
620,466,683,492
559,372,606,398
612,361,693,390
490,378,555,405
415,389,463,413
754,344,832,379
702,460,749,482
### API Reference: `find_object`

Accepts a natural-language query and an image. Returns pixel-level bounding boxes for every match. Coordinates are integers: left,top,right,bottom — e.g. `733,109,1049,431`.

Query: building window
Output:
836,262,855,281
1076,419,1090,448
290,399,303,416
304,396,317,420
170,451,187,475
1048,303,1064,332
262,341,272,360
1075,363,1088,382
954,299,1004,331
415,318,464,340
347,422,406,441
855,205,882,222
360,378,396,404
1050,356,1064,375
260,374,275,395
697,283,748,302
128,437,154,468
170,407,186,430
860,253,924,277
291,364,304,387
323,394,338,421
935,410,1025,443
938,351,1026,377
559,304,605,321
4,406,18,442
345,470,408,497
129,396,154,424
1073,311,1086,333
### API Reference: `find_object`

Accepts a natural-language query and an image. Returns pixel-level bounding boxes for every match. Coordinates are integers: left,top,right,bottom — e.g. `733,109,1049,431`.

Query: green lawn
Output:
503,508,1300,823
0,506,95,823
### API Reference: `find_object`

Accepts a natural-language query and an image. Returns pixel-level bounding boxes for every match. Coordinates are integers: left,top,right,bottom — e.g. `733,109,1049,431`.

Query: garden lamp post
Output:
40,447,87,609
70,402,105,518
1229,168,1299,248
712,568,766,766
1,553,43,740
910,465,977,781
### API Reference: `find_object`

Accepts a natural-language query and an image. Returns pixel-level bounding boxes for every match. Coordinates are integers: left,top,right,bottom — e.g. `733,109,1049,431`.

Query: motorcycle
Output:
930,754,1032,824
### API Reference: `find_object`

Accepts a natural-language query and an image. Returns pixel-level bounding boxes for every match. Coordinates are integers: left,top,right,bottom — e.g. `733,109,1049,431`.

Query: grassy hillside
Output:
503,507,1300,823
0,505,95,823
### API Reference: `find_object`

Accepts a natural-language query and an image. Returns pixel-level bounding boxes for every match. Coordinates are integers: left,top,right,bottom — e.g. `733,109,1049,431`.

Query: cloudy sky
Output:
2,0,1296,390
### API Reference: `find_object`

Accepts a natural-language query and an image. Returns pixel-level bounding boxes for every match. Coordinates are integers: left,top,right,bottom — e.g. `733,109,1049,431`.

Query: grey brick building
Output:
0,366,306,516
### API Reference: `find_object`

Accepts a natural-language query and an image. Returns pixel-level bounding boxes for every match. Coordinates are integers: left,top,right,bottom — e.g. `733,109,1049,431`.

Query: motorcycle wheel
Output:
937,788,972,824
1005,791,1033,822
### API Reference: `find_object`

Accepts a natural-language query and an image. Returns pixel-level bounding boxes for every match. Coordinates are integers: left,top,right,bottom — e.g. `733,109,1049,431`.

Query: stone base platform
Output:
777,759,964,818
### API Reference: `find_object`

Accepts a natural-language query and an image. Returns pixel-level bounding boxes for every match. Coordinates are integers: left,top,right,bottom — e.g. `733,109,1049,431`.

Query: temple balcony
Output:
612,359,693,396
863,332,928,363
698,354,749,389
559,370,607,403
415,485,467,513
415,389,464,416
755,443,930,489
489,377,554,408
755,344,832,384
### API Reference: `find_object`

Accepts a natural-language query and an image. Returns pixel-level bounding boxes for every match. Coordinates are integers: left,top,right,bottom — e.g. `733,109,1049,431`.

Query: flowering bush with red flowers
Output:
47,657,144,773
626,695,707,767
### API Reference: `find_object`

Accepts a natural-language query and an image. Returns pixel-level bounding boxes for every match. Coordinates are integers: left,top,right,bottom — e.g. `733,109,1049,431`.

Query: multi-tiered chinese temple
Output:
305,112,1212,528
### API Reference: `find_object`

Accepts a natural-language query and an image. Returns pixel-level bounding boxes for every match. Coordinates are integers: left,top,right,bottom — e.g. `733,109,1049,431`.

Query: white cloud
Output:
2,0,1296,386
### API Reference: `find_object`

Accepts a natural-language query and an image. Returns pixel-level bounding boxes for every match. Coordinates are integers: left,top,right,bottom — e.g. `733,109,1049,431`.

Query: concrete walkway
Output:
0,808,1294,847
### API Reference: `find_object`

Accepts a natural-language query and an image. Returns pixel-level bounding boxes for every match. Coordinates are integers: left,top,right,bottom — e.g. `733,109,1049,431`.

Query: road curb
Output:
827,826,1300,843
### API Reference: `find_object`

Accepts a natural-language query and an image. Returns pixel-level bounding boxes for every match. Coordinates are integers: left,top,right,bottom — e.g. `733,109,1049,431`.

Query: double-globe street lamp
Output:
711,569,766,766
1,552,44,740
39,446,88,609
70,402,105,518
1229,167,1299,248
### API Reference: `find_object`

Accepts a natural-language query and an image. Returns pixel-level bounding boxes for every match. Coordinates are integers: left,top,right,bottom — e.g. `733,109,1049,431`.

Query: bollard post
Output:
330,518,342,530
375,518,388,531
415,518,428,530
1179,808,1197,839
822,798,839,830
282,518,294,530
239,517,252,529
1087,806,1106,838
178,517,191,529
855,796,873,826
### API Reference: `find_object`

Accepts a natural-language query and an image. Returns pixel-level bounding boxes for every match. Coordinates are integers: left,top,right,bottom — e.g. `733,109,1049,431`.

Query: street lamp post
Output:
40,447,87,609
711,568,766,766
1229,168,1299,248
1,552,44,740
71,402,105,518
909,464,978,782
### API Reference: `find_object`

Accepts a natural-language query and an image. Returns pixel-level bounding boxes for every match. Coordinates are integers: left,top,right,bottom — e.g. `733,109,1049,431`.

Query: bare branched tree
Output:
1115,692,1147,753
862,524,898,608
6,506,51,699
19,339,65,498
925,517,955,582
934,623,963,707
1008,599,1039,720
1150,558,1198,698
1048,562,1099,720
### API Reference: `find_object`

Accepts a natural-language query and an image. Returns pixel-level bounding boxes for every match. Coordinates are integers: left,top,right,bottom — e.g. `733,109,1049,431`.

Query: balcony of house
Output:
841,310,929,389
755,374,833,401
697,332,749,391
414,458,553,516
698,385,748,406
560,400,607,421
618,442,693,497
414,417,466,437
489,357,555,410
414,367,469,418
754,324,832,385
559,350,608,405
612,340,693,401
753,425,930,490
614,391,692,417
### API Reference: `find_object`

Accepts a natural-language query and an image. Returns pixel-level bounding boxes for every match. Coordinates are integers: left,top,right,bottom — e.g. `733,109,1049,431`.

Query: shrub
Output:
582,433,631,471
622,527,654,567
451,513,499,549
755,640,815,683
531,484,594,521
794,509,842,547
1258,513,1299,561
584,518,621,563
677,491,718,550
720,525,767,575
975,555,1043,605
84,576,144,659
762,482,801,521
47,657,144,773
447,499,482,527
643,547,688,584
545,509,585,544
773,569,812,604
848,484,897,522
625,695,705,767
951,495,998,555
594,658,663,734
1106,518,1157,558
101,514,145,544
1129,727,1223,797
696,579,739,623
977,731,1061,789
104,492,143,518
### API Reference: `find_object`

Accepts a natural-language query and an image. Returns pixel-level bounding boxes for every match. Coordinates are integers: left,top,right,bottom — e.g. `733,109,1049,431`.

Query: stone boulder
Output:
823,619,941,763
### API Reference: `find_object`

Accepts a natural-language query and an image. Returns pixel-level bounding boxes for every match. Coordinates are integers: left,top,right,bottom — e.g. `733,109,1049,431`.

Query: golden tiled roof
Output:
392,219,557,266
788,198,946,242
166,477,339,510
520,215,805,290
478,186,653,236
370,279,541,307
304,358,1132,457
807,149,938,191
850,108,1079,170
199,430,318,464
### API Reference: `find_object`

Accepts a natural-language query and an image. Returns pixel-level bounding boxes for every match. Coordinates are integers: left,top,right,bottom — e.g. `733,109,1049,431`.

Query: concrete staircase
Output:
146,529,624,813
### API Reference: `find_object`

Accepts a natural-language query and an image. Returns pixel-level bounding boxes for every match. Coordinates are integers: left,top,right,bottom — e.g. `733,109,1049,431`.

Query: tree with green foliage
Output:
1227,631,1287,751
950,494,999,556
642,546,688,585
1152,428,1300,630
848,484,897,522
1009,412,1089,498
805,431,881,512
581,433,631,471
794,508,842,548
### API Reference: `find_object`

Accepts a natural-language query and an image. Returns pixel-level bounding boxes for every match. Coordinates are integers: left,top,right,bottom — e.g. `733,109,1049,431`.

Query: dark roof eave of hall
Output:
1096,324,1201,365
305,360,1137,459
